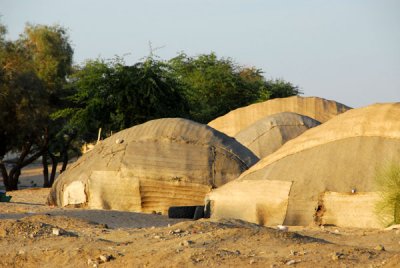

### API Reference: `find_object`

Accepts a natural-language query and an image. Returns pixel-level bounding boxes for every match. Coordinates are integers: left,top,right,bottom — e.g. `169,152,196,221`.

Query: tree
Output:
169,52,300,123
57,52,300,142
0,27,48,190
21,24,74,187
113,58,189,129
53,56,189,143
1,23,301,191
22,24,73,94
0,23,74,190
266,79,300,99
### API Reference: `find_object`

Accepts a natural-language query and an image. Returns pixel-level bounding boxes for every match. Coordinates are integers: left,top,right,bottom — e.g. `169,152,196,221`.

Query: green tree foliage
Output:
113,58,189,129
0,23,74,190
21,24,73,94
266,79,301,99
1,21,301,190
52,59,114,141
169,53,300,123
0,25,48,190
20,24,74,188
57,52,301,142
54,57,189,141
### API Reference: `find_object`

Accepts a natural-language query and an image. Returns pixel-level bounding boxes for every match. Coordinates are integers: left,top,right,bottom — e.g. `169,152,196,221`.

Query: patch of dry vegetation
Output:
375,161,400,226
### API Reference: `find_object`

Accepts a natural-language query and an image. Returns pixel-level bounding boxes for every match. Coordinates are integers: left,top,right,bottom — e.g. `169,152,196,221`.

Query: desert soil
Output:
0,165,399,267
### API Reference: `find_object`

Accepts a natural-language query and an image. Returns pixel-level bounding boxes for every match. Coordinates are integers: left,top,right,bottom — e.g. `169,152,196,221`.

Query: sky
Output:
1,0,399,108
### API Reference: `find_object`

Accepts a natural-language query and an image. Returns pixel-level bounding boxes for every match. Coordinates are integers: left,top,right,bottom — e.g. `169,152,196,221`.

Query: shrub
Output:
375,161,400,226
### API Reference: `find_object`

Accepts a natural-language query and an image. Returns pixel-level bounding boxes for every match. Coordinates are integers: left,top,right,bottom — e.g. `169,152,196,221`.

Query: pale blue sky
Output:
1,0,399,108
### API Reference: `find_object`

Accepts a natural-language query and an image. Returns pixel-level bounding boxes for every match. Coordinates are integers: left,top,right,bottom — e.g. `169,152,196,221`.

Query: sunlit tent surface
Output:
208,103,400,228
208,96,351,137
48,118,259,214
234,112,321,158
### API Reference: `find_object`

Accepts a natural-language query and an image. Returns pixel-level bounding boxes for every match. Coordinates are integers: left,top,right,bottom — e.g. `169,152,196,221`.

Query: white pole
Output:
97,128,102,144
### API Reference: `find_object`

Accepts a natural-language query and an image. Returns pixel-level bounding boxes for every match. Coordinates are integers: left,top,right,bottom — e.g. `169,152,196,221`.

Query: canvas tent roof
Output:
234,112,321,158
208,103,400,227
208,96,351,137
48,118,259,214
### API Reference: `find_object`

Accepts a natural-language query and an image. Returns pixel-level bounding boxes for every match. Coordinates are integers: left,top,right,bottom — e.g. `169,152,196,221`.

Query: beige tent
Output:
207,103,400,228
234,112,321,158
48,118,259,214
208,96,351,137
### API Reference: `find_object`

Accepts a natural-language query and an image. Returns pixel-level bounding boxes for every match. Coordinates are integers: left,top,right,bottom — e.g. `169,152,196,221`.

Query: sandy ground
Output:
0,165,399,267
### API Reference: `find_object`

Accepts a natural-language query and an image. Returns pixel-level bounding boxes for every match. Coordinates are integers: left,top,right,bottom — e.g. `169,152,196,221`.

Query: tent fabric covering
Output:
318,191,382,228
208,103,400,227
208,96,351,137
47,118,259,214
234,112,321,158
243,103,400,175
207,180,293,226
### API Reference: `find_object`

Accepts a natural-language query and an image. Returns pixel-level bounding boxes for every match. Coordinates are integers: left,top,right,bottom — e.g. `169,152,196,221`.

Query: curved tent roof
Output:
234,112,321,158
208,103,400,227
208,96,351,137
48,118,259,214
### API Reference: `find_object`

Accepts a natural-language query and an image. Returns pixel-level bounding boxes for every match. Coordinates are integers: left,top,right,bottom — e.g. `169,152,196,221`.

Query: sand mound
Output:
0,215,88,239
208,103,400,227
0,220,57,239
48,118,259,214
235,112,321,158
208,96,351,137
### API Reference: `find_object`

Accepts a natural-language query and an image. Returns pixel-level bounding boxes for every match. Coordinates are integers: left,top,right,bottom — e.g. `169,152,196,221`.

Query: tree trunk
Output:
5,143,44,191
60,135,73,174
9,168,21,190
60,151,68,174
49,152,59,186
0,162,10,190
42,151,50,187
5,142,31,191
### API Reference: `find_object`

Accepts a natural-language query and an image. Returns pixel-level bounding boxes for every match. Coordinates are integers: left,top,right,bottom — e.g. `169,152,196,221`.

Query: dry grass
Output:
375,161,400,226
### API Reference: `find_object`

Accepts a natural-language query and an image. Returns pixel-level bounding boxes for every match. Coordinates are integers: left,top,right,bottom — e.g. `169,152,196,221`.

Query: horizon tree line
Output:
0,22,300,191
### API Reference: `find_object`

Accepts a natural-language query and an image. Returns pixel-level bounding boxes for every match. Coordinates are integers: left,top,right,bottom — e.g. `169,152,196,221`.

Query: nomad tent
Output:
207,103,400,228
48,118,259,214
234,112,321,158
208,96,351,137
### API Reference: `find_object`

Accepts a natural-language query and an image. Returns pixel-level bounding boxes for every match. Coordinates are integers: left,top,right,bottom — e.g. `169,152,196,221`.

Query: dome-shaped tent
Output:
208,103,400,228
234,112,321,158
48,118,259,214
208,96,351,137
